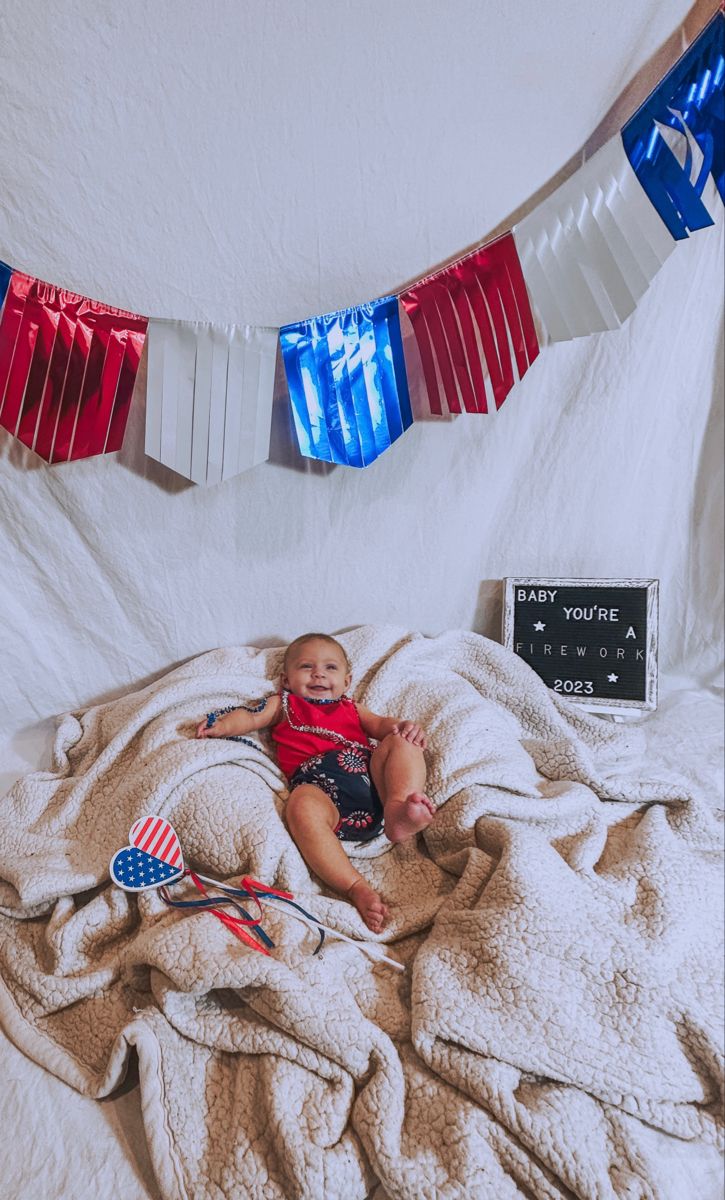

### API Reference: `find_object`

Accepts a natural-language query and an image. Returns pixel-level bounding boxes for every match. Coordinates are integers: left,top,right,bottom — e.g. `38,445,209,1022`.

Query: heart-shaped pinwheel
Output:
110,814,185,892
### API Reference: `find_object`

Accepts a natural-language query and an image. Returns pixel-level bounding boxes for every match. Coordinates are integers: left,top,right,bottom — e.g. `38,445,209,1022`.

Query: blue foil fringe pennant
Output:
621,11,724,240
0,260,12,311
280,295,413,467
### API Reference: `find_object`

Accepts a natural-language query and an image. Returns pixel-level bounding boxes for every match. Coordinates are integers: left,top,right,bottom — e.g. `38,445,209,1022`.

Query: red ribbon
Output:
187,871,272,955
239,875,294,904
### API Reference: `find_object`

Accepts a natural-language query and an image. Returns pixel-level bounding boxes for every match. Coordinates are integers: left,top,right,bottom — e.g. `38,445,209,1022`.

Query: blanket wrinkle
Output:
0,626,722,1199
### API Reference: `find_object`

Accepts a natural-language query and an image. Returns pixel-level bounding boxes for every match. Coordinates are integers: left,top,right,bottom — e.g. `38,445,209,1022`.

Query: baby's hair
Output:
283,633,351,673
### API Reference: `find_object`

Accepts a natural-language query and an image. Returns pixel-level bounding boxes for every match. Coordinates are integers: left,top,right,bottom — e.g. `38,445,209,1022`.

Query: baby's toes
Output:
370,903,387,930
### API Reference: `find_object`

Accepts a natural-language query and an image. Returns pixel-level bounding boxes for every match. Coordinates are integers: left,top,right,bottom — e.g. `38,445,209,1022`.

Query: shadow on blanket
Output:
0,626,722,1200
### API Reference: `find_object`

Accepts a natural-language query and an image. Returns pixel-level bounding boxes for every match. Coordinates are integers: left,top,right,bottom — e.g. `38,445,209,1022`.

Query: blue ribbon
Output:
209,879,326,955
622,12,724,239
159,886,276,950
280,295,413,467
0,260,12,310
159,877,326,955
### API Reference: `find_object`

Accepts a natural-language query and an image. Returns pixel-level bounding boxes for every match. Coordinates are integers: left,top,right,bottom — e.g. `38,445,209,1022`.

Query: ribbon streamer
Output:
160,871,275,955
160,872,328,957
197,875,410,970
280,295,412,467
622,11,724,240
158,886,276,948
202,875,326,955
0,269,147,462
399,233,539,415
145,319,278,484
513,136,677,341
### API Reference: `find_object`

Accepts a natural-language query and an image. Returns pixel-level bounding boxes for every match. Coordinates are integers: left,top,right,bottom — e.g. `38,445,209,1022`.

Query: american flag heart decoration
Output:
110,814,185,892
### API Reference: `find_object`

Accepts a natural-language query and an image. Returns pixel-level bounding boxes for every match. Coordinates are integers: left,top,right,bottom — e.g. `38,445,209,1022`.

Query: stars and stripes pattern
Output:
110,845,184,892
110,814,185,892
129,814,183,868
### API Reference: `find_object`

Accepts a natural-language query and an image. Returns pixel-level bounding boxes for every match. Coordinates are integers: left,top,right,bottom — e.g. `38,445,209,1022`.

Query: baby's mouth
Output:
309,684,330,693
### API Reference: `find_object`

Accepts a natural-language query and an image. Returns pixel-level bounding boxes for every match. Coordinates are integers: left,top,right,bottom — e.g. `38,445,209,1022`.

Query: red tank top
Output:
272,692,372,778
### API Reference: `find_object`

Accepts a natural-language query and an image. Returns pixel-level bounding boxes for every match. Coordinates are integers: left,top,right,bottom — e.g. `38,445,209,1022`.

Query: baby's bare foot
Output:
384,792,435,844
347,879,388,933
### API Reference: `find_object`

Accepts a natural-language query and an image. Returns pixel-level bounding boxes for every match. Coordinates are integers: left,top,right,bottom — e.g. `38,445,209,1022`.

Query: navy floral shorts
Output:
290,745,384,842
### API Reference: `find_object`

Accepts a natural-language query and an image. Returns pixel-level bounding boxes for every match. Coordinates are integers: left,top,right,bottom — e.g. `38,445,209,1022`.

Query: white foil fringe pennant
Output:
145,320,278,484
513,136,678,342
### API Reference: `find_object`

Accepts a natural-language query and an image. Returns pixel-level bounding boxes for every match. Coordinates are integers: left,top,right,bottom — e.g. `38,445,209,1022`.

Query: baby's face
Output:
283,639,351,700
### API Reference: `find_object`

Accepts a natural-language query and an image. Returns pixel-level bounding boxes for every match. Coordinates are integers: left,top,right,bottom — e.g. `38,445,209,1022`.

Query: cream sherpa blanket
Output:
0,627,722,1200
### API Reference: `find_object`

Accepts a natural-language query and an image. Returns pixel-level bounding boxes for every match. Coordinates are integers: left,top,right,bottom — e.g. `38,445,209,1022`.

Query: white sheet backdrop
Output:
0,7,723,1198
0,0,723,791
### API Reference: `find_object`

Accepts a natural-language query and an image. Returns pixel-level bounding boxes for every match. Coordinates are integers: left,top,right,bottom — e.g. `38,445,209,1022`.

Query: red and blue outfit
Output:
272,691,384,842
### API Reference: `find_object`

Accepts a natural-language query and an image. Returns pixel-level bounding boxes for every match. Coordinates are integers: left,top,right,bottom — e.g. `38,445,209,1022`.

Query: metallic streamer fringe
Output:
145,320,278,484
622,11,724,240
280,295,412,467
0,270,147,463
0,15,721,468
513,136,677,342
399,233,539,415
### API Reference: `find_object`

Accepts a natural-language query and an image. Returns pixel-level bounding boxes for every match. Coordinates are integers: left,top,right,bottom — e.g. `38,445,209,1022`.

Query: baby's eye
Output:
326,663,339,670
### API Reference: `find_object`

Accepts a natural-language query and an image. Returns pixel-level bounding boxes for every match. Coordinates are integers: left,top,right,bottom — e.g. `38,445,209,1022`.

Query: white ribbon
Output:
513,136,677,342
145,319,278,484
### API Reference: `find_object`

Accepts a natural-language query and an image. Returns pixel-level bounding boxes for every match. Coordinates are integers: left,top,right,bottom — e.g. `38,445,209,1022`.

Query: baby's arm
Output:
356,705,427,749
196,694,282,739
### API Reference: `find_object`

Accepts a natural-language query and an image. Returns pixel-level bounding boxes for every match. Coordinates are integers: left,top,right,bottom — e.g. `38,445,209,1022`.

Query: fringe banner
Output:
145,320,278,484
622,11,724,240
399,233,539,415
0,268,147,462
513,136,677,341
280,295,412,467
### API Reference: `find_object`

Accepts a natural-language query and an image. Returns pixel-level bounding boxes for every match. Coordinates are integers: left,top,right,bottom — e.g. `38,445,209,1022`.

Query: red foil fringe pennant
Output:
400,232,540,415
0,271,147,462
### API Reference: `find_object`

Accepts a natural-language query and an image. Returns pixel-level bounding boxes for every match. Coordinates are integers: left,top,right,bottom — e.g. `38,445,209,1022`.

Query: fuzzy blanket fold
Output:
0,627,722,1199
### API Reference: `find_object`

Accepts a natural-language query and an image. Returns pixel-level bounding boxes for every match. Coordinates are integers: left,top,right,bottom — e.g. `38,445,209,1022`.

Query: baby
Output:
196,633,435,931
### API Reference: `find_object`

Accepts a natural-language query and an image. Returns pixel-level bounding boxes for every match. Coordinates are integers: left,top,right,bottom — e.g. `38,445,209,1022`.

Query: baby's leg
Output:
370,734,435,843
285,784,388,932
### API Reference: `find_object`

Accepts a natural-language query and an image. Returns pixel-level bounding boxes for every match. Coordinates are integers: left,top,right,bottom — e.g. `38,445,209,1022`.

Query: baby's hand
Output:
392,721,427,749
196,719,219,739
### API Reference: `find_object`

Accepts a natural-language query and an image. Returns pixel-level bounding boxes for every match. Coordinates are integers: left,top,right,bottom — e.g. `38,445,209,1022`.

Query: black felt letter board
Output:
502,578,658,709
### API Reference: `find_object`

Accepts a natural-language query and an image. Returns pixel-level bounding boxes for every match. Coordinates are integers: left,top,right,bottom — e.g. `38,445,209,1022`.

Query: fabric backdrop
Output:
0,0,723,793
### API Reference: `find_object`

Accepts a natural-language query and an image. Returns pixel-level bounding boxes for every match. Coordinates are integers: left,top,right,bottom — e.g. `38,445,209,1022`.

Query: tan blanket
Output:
0,627,722,1199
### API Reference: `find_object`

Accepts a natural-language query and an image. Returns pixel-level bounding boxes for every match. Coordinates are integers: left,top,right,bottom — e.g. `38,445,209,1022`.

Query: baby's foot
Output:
384,792,436,844
347,879,388,933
